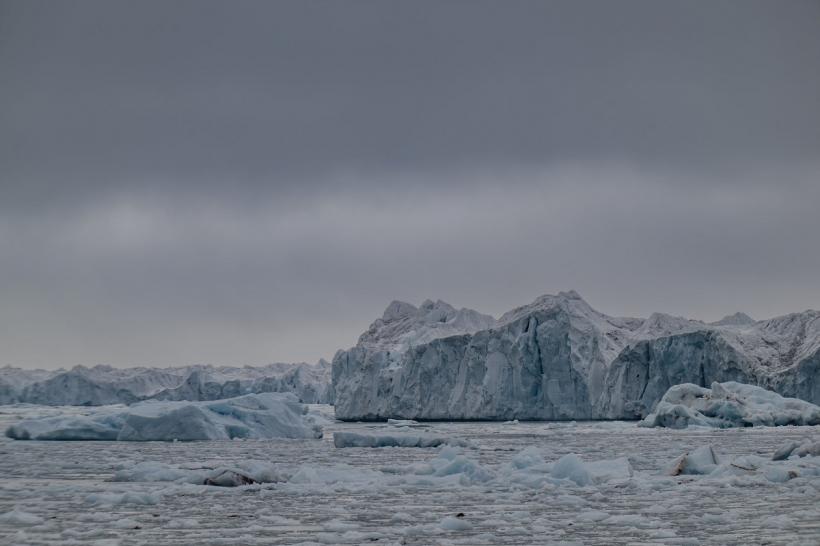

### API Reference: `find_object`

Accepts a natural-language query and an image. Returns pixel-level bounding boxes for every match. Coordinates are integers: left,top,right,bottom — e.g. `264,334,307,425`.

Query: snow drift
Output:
332,291,820,420
5,392,323,441
639,382,820,429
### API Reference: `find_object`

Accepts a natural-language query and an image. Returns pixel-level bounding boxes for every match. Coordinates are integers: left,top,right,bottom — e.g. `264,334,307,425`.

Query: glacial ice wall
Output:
333,291,820,420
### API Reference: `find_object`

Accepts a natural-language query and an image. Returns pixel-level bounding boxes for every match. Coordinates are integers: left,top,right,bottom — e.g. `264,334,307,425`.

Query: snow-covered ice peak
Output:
716,309,820,370
632,312,706,340
382,300,419,321
498,290,591,324
357,298,495,353
711,312,756,327
498,290,640,331
0,367,57,390
496,291,648,365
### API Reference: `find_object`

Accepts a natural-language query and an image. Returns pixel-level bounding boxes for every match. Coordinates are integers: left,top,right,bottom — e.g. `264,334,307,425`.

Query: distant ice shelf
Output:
0,360,333,406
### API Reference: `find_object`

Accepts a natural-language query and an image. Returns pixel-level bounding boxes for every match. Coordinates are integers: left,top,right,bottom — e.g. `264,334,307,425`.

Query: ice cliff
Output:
0,360,333,406
333,291,820,420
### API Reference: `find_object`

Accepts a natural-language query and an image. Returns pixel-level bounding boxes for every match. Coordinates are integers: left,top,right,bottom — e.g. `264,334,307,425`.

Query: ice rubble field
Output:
1,406,820,545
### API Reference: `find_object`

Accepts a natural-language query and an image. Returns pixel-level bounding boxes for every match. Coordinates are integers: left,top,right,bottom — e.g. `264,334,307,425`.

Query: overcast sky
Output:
1,1,819,369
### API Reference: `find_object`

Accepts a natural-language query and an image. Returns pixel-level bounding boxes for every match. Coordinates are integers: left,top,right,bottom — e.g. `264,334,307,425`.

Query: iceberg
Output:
332,291,820,420
667,445,720,475
550,454,594,486
5,392,323,441
639,382,820,429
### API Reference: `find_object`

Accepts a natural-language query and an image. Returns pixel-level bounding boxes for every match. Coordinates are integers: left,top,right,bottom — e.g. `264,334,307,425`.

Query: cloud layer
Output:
1,1,819,367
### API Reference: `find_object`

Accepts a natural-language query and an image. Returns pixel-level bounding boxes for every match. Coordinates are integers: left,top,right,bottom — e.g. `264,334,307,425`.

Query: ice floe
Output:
332,431,469,448
772,439,820,460
667,445,720,475
110,445,635,493
0,509,44,526
112,460,287,486
665,443,820,484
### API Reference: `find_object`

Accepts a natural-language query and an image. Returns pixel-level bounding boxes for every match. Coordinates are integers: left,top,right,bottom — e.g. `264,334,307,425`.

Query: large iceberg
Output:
5,392,323,441
0,360,333,406
333,291,820,420
638,382,820,428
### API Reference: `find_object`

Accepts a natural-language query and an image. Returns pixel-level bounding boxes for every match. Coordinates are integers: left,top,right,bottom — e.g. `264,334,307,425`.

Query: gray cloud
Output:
1,1,819,367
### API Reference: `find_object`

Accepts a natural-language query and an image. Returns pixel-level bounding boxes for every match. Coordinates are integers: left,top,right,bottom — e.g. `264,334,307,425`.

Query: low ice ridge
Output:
5,392,323,441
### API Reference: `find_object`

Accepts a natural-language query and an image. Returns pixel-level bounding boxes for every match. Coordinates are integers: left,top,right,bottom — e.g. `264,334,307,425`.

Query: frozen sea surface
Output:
1,404,819,545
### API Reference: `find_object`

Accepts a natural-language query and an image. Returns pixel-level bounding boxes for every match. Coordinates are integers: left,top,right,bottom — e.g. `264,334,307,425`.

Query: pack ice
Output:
4,392,323,441
639,381,820,428
333,291,820,420
111,445,633,490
